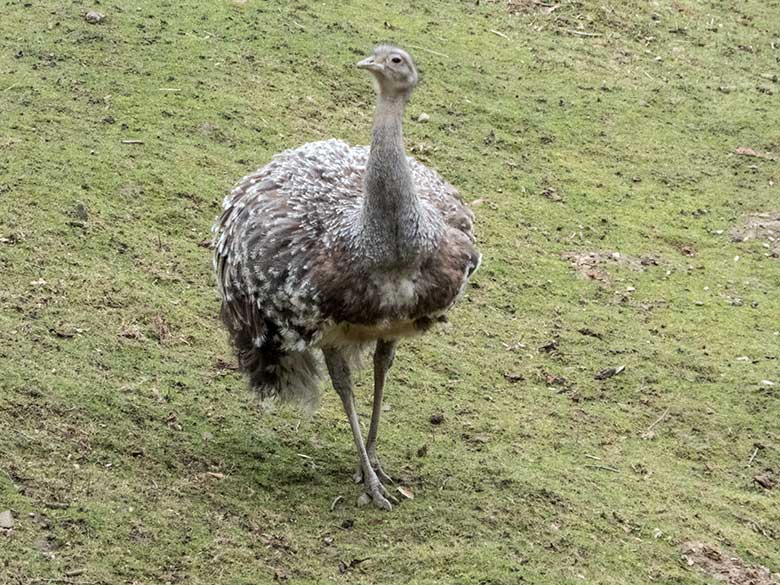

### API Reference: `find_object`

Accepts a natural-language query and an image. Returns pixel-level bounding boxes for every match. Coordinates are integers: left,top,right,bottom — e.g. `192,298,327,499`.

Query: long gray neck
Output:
360,93,424,267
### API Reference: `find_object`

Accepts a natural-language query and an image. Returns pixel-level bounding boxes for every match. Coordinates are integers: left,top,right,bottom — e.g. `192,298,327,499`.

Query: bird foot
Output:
353,452,398,510
357,477,398,511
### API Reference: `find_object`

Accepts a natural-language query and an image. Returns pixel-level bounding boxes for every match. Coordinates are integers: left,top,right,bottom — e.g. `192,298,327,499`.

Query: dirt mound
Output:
560,251,650,282
681,541,780,585
731,212,780,256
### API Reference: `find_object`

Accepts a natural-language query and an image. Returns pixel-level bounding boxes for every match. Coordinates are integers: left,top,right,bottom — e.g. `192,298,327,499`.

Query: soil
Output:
681,541,780,585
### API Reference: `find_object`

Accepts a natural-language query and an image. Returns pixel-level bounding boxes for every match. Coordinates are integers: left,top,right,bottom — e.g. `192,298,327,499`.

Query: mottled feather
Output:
214,139,479,407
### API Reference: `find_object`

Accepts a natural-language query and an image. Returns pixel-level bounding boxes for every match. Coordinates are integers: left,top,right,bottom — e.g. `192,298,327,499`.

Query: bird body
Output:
214,46,480,508
215,139,478,403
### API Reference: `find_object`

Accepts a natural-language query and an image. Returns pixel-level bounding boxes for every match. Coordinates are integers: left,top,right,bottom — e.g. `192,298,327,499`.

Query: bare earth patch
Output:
560,251,649,282
681,541,780,585
505,0,560,15
731,212,780,256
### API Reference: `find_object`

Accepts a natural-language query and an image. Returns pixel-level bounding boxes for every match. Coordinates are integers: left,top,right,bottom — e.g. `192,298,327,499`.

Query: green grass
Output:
1,0,779,583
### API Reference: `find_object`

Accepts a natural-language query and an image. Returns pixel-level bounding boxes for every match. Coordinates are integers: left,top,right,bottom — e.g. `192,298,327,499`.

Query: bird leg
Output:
354,339,397,485
323,348,397,511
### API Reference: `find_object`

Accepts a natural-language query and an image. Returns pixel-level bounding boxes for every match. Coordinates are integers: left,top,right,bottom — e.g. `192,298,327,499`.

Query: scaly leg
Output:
354,339,397,484
323,347,397,511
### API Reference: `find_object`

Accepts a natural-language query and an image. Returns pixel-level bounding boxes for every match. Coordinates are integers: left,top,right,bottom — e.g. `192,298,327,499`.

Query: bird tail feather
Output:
220,298,322,413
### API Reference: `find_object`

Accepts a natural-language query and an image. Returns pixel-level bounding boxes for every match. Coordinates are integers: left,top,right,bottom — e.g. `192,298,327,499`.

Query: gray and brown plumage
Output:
213,45,480,509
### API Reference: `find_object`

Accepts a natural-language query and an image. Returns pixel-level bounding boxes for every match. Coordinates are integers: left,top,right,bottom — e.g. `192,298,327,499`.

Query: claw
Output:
375,466,394,485
372,493,393,511
366,481,394,511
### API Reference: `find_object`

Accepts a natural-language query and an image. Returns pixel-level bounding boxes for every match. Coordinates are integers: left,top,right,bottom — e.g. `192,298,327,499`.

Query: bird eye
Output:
391,56,402,64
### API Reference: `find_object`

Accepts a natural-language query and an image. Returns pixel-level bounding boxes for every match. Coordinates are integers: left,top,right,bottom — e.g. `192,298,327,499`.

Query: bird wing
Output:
408,157,477,244
213,140,367,342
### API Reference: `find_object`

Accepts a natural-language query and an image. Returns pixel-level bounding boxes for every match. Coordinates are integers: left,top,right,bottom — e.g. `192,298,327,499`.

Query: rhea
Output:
214,45,480,510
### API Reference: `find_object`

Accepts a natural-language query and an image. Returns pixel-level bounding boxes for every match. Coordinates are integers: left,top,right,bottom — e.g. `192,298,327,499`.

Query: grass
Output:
1,0,779,583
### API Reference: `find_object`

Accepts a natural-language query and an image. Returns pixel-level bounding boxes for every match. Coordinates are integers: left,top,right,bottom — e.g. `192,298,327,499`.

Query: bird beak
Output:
357,56,384,72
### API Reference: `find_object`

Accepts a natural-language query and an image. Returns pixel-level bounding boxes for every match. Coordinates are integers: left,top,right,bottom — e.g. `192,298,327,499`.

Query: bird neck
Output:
361,92,422,266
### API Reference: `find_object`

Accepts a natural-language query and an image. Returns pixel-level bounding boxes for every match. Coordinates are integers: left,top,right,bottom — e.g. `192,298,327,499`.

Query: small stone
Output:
416,112,430,123
85,10,104,24
429,412,444,425
0,510,14,529
640,255,658,266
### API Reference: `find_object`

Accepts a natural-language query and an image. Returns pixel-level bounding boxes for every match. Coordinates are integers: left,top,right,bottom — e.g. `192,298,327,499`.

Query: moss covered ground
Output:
1,0,778,583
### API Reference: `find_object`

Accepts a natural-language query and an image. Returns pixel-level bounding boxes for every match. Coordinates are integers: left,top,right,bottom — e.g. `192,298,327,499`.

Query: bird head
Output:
357,45,418,97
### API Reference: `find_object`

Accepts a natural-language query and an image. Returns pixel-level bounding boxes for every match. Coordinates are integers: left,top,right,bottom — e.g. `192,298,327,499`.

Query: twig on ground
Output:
406,44,449,58
585,464,620,473
584,454,602,461
747,447,759,466
489,29,509,40
566,29,602,37
647,408,670,431
17,430,36,442
121,139,144,145
330,495,343,512
31,579,97,585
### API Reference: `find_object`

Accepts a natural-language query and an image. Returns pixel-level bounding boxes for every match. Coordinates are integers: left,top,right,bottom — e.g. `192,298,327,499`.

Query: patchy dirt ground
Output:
732,213,780,257
682,542,780,585
560,250,651,282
